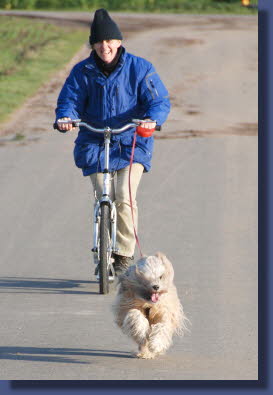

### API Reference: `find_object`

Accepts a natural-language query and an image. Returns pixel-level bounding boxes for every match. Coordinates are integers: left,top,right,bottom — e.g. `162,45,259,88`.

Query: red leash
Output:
128,129,144,258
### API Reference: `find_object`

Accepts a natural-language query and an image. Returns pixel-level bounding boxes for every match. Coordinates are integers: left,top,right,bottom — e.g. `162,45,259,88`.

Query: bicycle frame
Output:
93,127,118,264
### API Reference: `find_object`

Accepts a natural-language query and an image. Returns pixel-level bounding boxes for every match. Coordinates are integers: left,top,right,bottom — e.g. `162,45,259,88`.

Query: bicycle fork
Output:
93,200,118,256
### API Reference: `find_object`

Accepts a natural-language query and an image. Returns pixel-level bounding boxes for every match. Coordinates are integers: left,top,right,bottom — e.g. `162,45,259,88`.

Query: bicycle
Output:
54,119,159,294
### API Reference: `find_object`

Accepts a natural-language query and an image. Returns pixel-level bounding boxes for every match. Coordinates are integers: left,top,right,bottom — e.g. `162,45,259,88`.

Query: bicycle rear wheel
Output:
99,202,111,294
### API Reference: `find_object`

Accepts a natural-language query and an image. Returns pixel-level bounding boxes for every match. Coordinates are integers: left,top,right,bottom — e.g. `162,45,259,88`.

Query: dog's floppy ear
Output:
155,252,174,282
135,263,145,279
134,256,147,277
155,251,166,260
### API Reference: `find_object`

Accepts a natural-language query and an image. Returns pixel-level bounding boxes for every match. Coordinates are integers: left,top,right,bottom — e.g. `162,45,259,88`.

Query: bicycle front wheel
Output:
99,202,111,294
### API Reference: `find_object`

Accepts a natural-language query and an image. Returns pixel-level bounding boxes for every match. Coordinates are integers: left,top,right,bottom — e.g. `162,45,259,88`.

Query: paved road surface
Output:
0,12,257,380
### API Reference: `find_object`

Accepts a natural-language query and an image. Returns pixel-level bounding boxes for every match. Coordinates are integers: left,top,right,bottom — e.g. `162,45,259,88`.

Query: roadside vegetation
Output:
0,16,87,123
0,0,258,14
0,1,257,123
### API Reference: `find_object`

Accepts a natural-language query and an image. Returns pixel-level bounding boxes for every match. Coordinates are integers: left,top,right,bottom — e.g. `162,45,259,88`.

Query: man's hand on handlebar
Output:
57,117,75,132
140,119,156,129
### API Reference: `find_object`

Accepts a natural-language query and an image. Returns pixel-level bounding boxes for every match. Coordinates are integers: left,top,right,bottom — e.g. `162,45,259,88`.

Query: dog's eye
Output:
160,275,163,280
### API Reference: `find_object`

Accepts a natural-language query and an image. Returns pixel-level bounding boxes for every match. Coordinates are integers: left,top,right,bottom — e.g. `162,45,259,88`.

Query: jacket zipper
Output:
150,79,159,97
145,72,158,100
102,85,106,123
115,85,120,110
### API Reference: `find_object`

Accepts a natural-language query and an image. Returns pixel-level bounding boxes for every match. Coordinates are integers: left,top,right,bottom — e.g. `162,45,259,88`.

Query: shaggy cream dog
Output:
112,252,188,359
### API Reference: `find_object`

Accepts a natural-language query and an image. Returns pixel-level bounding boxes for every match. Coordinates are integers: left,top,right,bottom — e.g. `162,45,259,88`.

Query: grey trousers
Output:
90,163,144,257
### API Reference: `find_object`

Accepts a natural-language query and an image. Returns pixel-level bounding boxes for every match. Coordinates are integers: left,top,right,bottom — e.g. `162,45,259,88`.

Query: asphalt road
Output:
0,12,257,380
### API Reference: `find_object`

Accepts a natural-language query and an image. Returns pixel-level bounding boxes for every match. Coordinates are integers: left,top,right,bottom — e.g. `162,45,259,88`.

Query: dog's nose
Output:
152,285,159,291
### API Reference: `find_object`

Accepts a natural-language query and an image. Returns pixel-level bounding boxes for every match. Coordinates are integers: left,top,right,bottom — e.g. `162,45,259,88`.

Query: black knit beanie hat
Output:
89,9,123,45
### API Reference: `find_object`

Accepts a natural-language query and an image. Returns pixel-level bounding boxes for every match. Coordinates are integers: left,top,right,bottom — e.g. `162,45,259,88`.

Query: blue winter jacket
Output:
55,47,171,176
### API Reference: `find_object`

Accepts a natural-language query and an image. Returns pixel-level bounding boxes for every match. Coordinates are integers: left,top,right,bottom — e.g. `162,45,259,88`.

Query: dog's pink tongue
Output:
151,293,159,303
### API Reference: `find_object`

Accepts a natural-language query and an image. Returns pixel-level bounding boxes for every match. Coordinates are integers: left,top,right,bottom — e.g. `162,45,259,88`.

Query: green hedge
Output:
0,0,258,11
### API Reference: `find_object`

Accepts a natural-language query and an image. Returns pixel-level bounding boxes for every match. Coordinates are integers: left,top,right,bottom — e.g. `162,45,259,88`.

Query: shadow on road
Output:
0,277,98,295
0,346,133,364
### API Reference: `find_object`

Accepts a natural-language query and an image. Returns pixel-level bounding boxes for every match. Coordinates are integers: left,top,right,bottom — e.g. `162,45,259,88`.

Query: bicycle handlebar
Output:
53,119,161,133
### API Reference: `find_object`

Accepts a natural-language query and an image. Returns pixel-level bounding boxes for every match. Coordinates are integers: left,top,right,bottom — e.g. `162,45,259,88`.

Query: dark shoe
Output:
112,253,133,274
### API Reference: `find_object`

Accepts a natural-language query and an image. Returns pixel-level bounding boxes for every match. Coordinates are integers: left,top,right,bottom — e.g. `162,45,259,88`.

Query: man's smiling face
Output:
93,39,121,64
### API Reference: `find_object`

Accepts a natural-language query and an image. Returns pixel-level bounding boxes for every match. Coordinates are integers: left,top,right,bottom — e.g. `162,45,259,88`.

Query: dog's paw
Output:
135,350,156,359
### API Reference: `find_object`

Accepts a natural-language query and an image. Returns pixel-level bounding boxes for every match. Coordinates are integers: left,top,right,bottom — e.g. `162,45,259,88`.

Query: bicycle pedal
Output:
96,273,115,283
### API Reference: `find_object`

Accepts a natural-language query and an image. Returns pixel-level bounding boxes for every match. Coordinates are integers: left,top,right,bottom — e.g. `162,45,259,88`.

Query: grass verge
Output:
0,0,258,14
0,16,87,124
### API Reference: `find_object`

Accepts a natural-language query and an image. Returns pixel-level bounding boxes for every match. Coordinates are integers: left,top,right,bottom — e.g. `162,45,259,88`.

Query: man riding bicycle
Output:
55,9,170,275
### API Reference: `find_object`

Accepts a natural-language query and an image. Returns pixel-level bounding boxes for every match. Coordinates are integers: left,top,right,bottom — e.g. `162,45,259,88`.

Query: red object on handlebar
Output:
136,126,155,137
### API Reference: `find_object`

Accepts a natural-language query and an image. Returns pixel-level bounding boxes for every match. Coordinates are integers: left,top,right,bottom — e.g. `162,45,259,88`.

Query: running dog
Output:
112,252,188,359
